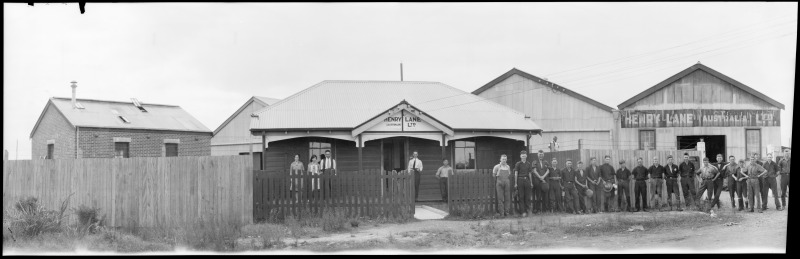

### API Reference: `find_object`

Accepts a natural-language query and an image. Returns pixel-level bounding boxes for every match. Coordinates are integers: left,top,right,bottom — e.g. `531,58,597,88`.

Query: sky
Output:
3,2,796,160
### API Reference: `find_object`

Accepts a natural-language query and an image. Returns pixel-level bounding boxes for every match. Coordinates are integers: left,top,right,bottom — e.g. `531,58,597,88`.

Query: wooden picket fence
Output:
252,169,415,221
2,156,253,231
447,169,498,216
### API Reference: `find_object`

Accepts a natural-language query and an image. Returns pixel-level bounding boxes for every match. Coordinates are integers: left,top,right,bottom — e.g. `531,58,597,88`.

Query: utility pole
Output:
400,62,404,81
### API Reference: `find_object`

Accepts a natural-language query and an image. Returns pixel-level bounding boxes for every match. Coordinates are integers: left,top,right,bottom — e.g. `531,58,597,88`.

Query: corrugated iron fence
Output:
2,156,253,231
252,169,415,221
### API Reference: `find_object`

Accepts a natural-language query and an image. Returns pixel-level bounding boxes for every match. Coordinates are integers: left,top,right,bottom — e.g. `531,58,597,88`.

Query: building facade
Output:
250,80,542,201
211,96,280,168
616,63,785,160
473,68,617,152
31,84,212,159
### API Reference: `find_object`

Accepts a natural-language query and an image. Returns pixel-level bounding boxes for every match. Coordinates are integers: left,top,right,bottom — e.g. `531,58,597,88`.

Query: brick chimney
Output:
70,81,78,108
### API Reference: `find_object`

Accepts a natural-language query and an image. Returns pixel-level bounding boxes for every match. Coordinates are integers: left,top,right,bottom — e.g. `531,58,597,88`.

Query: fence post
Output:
578,139,583,150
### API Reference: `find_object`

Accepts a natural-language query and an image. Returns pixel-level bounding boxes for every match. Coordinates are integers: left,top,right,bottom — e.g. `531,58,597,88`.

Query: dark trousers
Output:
665,178,681,208
617,181,631,211
680,177,696,207
761,177,779,209
564,182,580,213
577,185,591,212
438,177,448,201
713,178,724,209
548,180,563,212
728,178,746,209
747,178,762,211
517,177,532,214
780,174,789,207
414,170,421,201
591,181,604,212
532,179,546,212
696,179,717,210
634,180,648,210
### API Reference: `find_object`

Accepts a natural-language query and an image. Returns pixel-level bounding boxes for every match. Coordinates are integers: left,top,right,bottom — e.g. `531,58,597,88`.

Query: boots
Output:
668,200,674,211
781,198,787,210
738,199,745,211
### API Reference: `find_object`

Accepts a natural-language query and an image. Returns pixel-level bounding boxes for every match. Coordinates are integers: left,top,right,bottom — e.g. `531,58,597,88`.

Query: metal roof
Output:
213,96,281,135
250,80,542,132
472,68,615,112
31,97,211,138
254,96,281,106
618,63,786,110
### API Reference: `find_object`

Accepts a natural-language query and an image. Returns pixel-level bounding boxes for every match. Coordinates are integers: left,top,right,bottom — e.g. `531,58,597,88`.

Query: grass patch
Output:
561,211,743,236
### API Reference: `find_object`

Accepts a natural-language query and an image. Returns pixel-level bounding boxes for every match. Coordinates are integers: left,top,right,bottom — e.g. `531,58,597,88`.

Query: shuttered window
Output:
639,130,656,150
745,129,761,157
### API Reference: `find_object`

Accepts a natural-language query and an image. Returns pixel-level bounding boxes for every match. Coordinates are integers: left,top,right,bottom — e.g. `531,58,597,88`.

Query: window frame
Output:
46,143,54,159
452,139,477,172
639,129,656,150
165,143,179,157
114,142,130,158
308,139,334,163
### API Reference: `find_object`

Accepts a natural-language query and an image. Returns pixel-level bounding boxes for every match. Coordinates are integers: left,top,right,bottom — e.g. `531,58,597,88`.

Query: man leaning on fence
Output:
436,158,453,202
514,150,533,217
494,154,512,217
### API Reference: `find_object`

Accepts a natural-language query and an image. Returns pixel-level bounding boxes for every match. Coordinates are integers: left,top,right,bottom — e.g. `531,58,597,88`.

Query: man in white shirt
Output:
320,150,336,199
549,136,559,152
408,151,423,201
435,159,453,202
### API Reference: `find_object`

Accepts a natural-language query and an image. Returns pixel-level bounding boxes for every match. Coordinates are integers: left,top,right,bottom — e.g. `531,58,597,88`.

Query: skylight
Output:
118,116,130,123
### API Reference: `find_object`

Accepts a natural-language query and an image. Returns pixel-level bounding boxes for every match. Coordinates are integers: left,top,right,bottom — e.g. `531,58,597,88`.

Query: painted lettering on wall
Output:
621,109,780,128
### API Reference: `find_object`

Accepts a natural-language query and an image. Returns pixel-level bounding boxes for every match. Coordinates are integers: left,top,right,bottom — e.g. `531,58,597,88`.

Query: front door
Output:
382,138,407,172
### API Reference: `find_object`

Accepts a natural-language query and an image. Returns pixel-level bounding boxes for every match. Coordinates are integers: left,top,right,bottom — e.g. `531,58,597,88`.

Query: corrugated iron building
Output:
211,96,280,169
616,63,785,161
250,80,542,201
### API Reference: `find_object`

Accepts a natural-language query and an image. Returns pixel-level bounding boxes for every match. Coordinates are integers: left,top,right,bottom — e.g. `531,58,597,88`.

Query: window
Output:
114,142,130,158
46,144,54,159
165,143,178,157
454,140,476,171
309,141,332,161
639,130,656,150
746,129,761,157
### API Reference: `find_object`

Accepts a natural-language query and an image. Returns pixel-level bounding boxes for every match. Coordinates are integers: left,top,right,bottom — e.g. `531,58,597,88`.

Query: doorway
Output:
382,137,407,172
677,135,726,162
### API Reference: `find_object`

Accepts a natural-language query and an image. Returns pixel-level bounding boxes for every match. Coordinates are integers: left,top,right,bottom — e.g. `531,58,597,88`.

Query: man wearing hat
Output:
632,157,649,212
514,150,534,217
600,155,617,212
532,150,550,213
562,159,581,214
664,155,682,211
616,159,633,212
575,161,592,214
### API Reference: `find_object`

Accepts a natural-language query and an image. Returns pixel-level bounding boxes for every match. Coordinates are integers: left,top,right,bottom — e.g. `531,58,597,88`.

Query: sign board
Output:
620,109,780,128
697,142,705,152
367,110,439,132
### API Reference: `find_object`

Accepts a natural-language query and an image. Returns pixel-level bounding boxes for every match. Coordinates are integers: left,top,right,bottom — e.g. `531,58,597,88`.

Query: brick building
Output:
30,82,212,159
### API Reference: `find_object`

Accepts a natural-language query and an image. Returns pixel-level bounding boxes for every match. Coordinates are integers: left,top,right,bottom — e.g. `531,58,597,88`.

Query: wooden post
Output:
578,139,583,150
261,132,266,170
358,135,363,172
525,134,531,154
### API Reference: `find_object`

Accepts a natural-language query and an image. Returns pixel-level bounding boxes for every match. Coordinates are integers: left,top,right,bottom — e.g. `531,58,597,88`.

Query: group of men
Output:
486,149,790,217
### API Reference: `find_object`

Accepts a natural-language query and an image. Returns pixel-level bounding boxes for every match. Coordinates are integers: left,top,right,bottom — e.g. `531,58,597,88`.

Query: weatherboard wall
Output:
211,99,268,156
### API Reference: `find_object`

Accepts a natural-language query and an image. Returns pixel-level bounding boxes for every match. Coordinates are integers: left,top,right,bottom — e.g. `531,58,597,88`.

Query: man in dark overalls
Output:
532,150,550,213
632,157,649,212
761,153,781,211
712,154,728,210
599,155,616,212
548,158,564,213
679,153,697,210
586,158,602,213
664,155,682,211
562,159,581,214
514,150,533,217
616,160,633,212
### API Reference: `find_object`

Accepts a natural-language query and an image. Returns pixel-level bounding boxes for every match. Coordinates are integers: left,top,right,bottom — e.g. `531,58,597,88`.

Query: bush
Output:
238,223,286,249
320,207,347,233
75,205,105,234
6,194,72,239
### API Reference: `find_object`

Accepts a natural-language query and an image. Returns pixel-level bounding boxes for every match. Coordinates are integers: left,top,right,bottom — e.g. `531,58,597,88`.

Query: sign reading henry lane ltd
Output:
368,110,439,132
620,109,780,128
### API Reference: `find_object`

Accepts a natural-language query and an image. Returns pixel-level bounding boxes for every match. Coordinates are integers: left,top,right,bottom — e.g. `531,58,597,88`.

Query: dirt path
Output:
288,208,787,252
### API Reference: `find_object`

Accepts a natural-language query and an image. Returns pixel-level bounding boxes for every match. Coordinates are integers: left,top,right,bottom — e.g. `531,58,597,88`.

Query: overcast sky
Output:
4,2,796,159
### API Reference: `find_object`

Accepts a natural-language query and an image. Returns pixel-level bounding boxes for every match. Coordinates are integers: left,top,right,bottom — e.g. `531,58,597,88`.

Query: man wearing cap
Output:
562,159,581,214
632,157,649,212
586,157,602,213
616,159,633,212
600,155,617,212
532,150,550,213
740,153,768,213
761,153,781,211
695,157,720,212
648,157,666,211
575,161,591,214
514,150,533,217
548,158,564,213
664,155,682,211
778,149,790,209
712,154,727,210
679,153,697,209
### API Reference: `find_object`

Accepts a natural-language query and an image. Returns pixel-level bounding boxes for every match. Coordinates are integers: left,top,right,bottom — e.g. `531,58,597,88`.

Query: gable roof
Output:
618,63,785,110
30,97,211,138
212,96,281,136
472,68,615,112
250,80,541,133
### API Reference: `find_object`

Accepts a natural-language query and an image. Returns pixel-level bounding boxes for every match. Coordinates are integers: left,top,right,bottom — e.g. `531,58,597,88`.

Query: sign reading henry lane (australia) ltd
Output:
620,109,780,128
368,110,439,132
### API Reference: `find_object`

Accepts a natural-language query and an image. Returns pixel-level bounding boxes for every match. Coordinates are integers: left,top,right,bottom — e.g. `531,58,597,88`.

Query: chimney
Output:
70,81,78,108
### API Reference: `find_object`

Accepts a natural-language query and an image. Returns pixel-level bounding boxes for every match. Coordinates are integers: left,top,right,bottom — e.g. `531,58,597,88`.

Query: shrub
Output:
75,205,105,234
320,207,347,233
239,223,286,249
172,220,242,251
6,194,72,239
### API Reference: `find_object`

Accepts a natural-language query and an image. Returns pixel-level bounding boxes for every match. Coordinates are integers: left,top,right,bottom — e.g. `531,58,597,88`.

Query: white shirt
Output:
320,158,336,170
408,158,423,172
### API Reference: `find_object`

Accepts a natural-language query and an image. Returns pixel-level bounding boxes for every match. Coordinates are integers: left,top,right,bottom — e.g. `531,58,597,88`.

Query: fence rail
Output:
252,169,415,220
2,156,253,230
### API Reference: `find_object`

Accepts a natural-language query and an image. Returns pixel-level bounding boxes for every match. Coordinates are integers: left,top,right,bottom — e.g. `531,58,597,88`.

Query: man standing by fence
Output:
548,158,564,213
648,157,665,212
494,155,512,217
600,155,616,212
724,155,744,211
320,150,337,199
779,149,790,209
562,159,581,214
435,158,452,202
616,160,632,212
514,150,533,217
632,157,649,212
761,153,781,211
586,158,602,213
679,153,697,210
532,150,550,213
695,157,720,212
575,161,591,214
742,153,768,213
664,155,681,211
408,151,423,201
